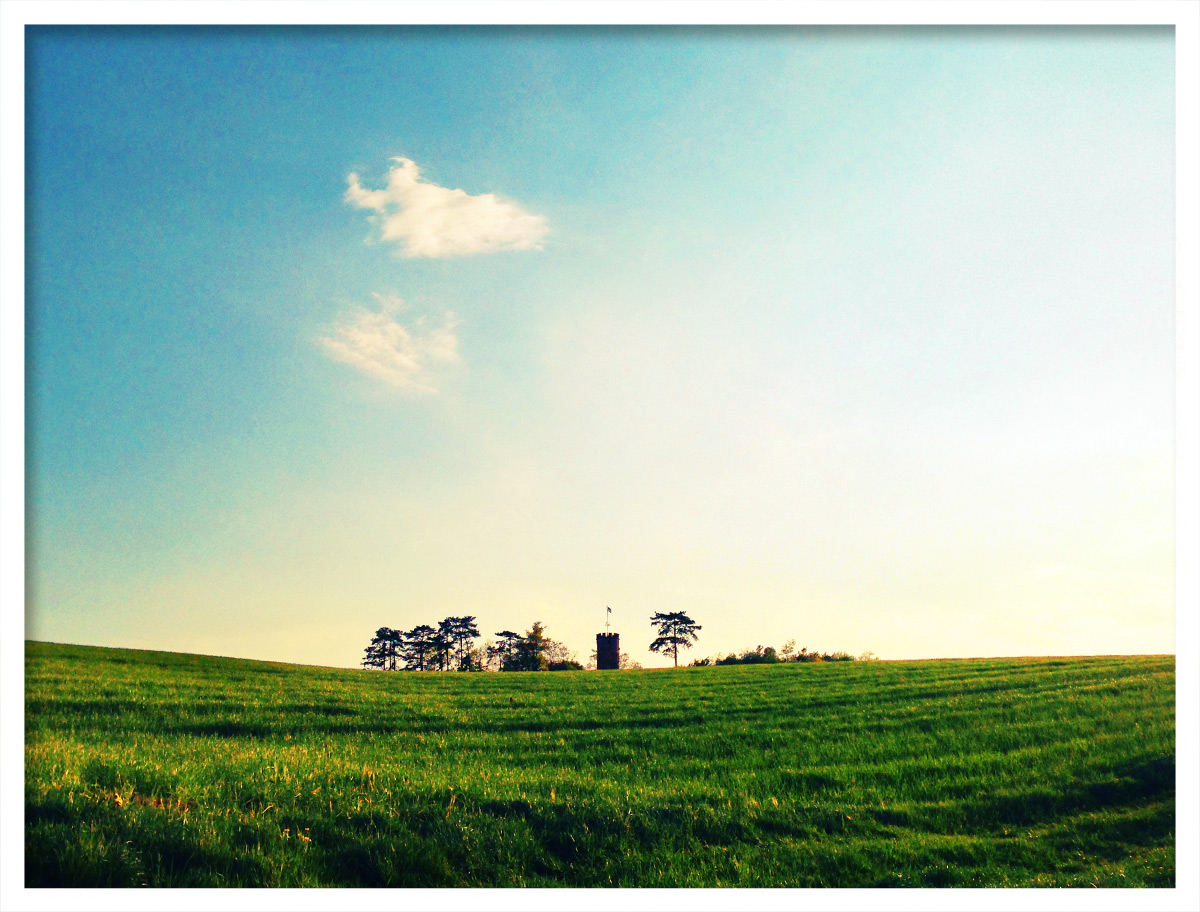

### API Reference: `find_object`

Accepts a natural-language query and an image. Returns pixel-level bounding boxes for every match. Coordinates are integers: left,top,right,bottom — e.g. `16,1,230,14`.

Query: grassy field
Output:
25,641,1174,888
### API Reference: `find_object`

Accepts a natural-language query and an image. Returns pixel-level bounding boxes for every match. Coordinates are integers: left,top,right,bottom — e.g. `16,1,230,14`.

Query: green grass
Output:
25,641,1174,887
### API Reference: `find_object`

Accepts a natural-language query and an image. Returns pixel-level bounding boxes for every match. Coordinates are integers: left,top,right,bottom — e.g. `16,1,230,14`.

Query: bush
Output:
696,645,865,666
712,646,780,666
741,646,779,665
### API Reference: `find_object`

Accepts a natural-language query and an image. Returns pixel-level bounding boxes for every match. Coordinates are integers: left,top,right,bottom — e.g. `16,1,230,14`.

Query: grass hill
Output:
25,641,1174,887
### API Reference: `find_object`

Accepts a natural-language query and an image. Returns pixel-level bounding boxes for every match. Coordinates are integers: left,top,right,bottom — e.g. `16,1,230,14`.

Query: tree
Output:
493,630,523,671
545,639,577,666
362,627,401,670
498,622,552,671
545,638,581,671
649,611,701,667
433,619,455,671
445,616,481,671
511,621,551,672
400,624,437,671
479,638,500,671
462,644,486,671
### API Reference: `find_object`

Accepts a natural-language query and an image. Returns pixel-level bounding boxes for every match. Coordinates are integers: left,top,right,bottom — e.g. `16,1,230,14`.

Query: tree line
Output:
362,610,871,672
362,617,582,672
690,640,877,667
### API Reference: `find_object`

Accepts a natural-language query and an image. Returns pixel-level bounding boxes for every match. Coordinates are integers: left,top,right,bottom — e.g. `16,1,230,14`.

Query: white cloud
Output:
319,294,460,393
345,157,548,258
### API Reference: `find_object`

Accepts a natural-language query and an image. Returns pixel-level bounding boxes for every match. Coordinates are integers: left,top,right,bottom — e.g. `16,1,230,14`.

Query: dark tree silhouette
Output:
649,611,701,667
401,624,437,671
433,619,455,671
495,623,552,671
370,618,571,672
362,627,401,670
514,621,550,671
446,616,481,670
493,630,522,671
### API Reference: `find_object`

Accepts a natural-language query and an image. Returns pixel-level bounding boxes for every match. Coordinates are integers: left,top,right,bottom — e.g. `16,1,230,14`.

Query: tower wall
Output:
596,632,620,670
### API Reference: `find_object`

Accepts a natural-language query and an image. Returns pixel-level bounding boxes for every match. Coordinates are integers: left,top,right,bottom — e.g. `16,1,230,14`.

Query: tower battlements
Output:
595,632,620,670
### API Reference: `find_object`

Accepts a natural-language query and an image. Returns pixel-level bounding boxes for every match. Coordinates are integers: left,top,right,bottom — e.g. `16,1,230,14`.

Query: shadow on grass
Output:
25,802,267,887
867,755,1174,835
163,712,710,739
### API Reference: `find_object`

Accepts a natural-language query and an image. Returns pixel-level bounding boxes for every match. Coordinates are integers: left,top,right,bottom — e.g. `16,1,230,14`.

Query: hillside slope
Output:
25,642,1174,887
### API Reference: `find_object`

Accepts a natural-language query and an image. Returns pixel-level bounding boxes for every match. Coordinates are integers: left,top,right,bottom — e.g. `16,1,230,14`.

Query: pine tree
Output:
649,611,702,667
447,616,481,670
494,630,522,671
362,627,402,670
400,624,437,671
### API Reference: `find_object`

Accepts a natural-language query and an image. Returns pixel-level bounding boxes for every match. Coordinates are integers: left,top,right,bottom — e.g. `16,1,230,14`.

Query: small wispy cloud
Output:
345,157,548,258
319,293,460,393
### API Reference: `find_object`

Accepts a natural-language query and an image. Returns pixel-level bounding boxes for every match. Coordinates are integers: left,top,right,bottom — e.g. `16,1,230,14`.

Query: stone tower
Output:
596,632,620,670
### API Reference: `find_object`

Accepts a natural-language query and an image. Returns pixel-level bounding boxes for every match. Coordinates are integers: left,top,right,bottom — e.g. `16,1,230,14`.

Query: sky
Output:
22,25,1179,669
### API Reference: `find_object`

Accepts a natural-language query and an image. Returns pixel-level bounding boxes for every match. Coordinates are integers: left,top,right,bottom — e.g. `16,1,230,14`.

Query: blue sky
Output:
23,26,1177,667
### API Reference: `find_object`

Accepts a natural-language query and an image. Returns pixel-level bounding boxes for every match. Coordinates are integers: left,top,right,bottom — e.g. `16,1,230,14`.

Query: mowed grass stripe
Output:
25,642,1173,887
